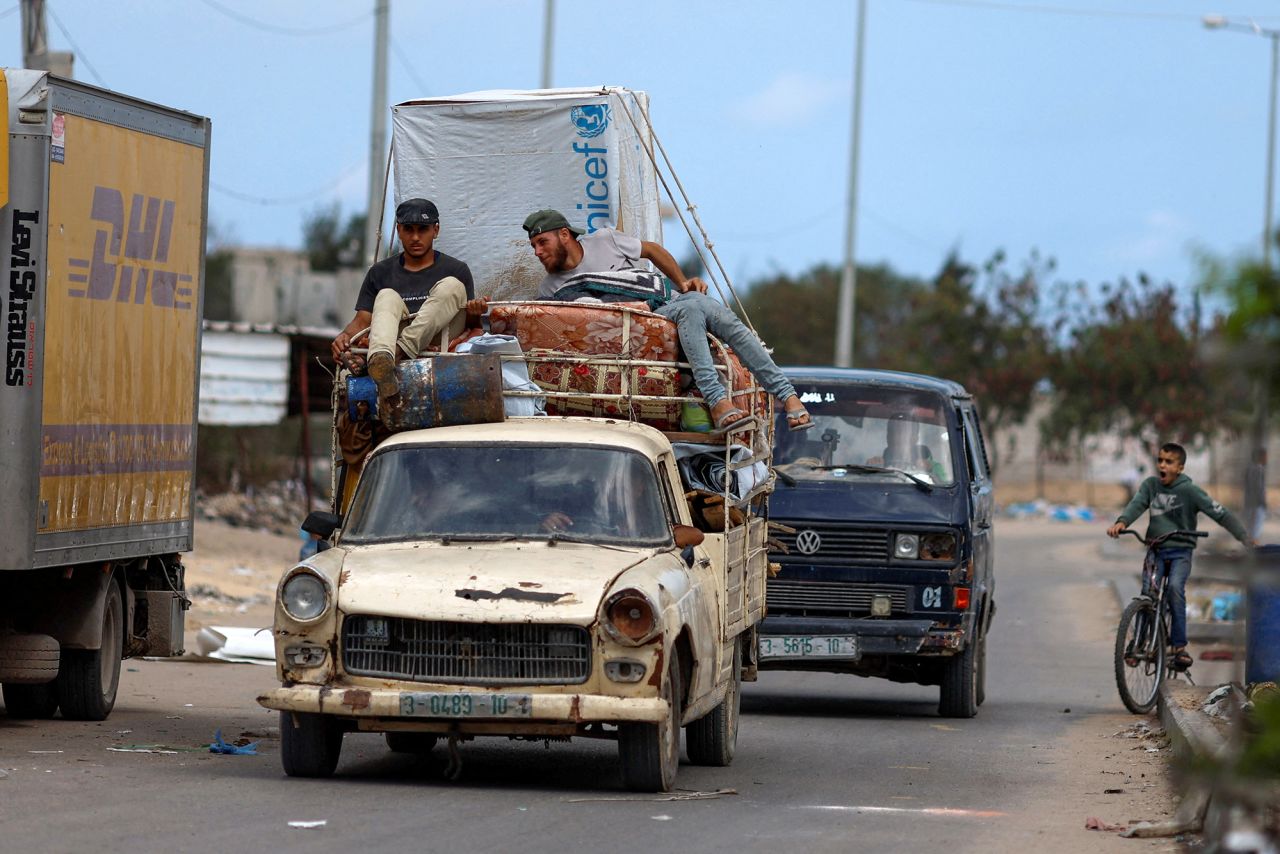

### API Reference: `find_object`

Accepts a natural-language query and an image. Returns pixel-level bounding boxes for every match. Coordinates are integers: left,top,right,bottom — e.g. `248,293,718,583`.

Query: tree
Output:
1041,275,1229,457
873,250,1053,473
302,203,366,272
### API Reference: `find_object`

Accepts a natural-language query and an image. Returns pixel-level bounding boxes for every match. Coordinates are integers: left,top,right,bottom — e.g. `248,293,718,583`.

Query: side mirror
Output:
302,511,342,540
673,524,705,549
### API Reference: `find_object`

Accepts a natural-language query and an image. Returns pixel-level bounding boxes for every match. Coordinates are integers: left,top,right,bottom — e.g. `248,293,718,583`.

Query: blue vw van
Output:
760,368,995,717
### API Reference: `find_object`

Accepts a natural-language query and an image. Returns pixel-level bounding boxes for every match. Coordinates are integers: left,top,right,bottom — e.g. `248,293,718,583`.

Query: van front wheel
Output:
938,632,979,718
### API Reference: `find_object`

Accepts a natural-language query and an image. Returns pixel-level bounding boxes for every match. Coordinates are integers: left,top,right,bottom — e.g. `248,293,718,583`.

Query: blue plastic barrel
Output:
1246,544,1280,684
347,353,505,431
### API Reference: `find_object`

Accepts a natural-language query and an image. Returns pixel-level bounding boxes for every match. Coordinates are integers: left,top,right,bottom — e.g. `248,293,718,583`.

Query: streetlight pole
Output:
541,0,555,89
1204,14,1276,529
1204,15,1280,264
834,0,866,368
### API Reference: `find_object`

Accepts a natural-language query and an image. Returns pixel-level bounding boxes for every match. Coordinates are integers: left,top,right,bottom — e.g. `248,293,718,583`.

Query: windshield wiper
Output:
788,462,933,492
439,534,518,545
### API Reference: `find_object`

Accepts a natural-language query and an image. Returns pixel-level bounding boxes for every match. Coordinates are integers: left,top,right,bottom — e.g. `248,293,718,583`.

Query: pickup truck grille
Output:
766,579,910,617
343,616,591,685
770,522,890,562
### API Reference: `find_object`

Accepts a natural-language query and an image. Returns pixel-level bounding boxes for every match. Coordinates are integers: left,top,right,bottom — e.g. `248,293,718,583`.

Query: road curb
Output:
1157,681,1227,763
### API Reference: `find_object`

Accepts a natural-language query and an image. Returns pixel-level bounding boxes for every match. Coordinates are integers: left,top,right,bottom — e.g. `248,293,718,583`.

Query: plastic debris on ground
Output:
1085,816,1127,832
1002,500,1096,522
288,821,327,830
209,729,259,755
192,626,275,665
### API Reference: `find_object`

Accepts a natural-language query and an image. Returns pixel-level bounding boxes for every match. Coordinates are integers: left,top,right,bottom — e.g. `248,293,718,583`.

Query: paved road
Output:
0,521,1176,853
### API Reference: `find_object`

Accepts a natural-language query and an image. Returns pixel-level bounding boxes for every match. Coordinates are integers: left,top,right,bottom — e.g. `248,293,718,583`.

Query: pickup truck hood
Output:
335,540,654,624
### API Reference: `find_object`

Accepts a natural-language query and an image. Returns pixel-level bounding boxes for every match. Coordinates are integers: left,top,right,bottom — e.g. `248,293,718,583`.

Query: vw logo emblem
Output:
795,529,822,555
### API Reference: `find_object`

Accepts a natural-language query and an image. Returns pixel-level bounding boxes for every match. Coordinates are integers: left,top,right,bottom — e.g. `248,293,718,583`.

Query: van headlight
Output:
894,533,920,560
281,570,329,621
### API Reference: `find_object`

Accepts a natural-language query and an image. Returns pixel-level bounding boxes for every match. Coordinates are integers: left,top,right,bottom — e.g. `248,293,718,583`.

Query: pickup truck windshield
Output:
775,385,956,486
342,445,671,546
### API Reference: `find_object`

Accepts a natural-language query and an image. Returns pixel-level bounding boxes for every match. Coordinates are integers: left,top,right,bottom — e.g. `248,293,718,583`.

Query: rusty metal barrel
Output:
347,353,505,431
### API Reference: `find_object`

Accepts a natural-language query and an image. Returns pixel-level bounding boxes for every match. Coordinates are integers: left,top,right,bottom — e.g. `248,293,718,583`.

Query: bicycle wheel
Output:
1114,598,1166,714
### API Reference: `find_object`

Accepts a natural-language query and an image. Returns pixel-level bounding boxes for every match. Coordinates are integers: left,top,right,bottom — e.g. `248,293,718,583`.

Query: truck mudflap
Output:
760,617,967,657
259,684,669,725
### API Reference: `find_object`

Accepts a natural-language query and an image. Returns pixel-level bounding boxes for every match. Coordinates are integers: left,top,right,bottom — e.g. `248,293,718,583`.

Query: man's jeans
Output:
1153,547,1194,648
656,292,796,408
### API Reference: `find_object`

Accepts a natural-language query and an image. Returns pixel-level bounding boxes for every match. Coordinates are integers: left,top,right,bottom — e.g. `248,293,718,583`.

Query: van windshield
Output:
343,444,671,546
775,384,956,486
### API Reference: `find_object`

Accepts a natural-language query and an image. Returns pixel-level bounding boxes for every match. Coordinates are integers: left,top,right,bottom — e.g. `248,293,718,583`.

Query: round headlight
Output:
606,590,657,643
894,533,920,560
282,571,328,621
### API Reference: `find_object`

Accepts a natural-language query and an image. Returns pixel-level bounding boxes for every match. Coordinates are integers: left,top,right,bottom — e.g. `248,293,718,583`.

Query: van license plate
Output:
759,635,859,660
399,692,532,718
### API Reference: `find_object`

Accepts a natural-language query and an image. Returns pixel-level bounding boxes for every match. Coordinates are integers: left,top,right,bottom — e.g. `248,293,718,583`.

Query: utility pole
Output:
834,0,866,367
541,0,555,89
20,0,73,77
364,0,390,267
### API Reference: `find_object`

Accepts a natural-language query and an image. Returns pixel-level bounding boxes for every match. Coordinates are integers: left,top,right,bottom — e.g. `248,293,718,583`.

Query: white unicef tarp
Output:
391,88,661,298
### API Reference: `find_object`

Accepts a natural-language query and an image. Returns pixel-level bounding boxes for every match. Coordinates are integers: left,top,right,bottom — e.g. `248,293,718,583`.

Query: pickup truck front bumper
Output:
259,684,669,725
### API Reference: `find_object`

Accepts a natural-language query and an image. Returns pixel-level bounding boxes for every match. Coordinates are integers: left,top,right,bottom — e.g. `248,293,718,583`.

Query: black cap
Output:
523,209,584,237
396,198,440,225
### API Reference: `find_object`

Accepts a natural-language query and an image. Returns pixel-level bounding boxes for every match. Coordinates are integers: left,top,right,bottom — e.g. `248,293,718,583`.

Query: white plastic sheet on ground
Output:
193,626,275,665
391,88,661,298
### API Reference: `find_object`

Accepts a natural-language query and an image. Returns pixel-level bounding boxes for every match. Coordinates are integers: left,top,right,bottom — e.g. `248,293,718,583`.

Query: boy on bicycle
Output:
1106,442,1255,670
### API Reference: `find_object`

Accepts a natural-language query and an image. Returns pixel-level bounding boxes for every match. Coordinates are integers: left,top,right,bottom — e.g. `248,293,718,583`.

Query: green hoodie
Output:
1116,473,1248,549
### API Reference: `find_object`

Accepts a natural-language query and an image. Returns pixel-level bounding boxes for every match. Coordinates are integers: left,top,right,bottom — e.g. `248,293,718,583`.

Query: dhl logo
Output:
67,186,194,310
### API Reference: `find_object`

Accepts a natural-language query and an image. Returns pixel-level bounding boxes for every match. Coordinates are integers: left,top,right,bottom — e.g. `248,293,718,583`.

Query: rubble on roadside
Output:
196,480,328,536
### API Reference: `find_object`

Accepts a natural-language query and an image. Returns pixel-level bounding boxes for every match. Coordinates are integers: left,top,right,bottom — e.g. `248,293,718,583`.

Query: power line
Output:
0,5,19,21
210,162,364,207
195,0,370,37
46,2,104,85
390,35,428,95
903,0,1280,23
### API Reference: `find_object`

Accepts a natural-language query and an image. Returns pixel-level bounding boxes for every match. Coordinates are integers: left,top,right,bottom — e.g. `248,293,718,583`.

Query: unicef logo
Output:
571,104,611,138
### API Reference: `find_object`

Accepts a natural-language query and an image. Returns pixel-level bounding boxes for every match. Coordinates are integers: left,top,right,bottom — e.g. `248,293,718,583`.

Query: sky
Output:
5,0,1280,295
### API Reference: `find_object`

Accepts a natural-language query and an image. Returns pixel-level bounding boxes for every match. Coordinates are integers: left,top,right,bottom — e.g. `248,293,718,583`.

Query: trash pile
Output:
1002,500,1097,522
196,480,326,536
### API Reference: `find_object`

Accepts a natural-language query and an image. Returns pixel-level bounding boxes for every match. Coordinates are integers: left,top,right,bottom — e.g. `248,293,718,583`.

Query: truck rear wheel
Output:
3,682,60,719
58,580,123,721
618,654,681,792
0,633,60,685
281,711,344,778
686,640,740,766
938,630,979,718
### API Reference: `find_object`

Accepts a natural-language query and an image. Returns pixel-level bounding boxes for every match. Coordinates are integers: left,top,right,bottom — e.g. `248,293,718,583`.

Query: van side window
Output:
961,409,990,482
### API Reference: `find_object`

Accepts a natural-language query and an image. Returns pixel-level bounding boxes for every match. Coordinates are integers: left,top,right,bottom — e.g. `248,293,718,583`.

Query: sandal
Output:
1172,649,1193,671
785,406,815,432
710,402,752,432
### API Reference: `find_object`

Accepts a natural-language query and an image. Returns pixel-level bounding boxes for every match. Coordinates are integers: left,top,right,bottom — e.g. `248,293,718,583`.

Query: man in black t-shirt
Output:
330,198,482,400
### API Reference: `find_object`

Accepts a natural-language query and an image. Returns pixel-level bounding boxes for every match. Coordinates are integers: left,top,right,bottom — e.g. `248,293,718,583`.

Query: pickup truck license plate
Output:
399,692,532,718
759,635,859,660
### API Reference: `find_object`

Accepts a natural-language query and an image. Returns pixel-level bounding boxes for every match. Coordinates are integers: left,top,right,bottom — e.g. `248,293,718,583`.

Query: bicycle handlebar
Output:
1116,528,1209,546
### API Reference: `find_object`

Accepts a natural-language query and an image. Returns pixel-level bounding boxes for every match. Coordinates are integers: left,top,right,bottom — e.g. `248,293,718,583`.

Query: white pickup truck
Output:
260,363,771,792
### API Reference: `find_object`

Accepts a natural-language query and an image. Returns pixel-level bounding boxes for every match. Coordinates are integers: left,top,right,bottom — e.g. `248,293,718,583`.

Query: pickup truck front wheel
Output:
686,641,740,766
618,654,681,792
281,711,344,778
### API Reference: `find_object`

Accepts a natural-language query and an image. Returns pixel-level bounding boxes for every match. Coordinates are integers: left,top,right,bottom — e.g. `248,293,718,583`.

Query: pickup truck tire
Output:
57,580,123,721
385,732,438,754
0,634,60,685
281,711,344,777
618,654,681,792
685,641,740,766
938,630,979,718
3,682,60,719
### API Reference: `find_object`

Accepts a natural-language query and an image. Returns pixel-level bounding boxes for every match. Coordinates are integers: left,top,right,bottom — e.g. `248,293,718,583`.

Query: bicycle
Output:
1113,528,1208,714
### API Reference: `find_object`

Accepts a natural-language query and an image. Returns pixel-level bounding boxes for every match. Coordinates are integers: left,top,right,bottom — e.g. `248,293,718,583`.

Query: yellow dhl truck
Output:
0,70,210,721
